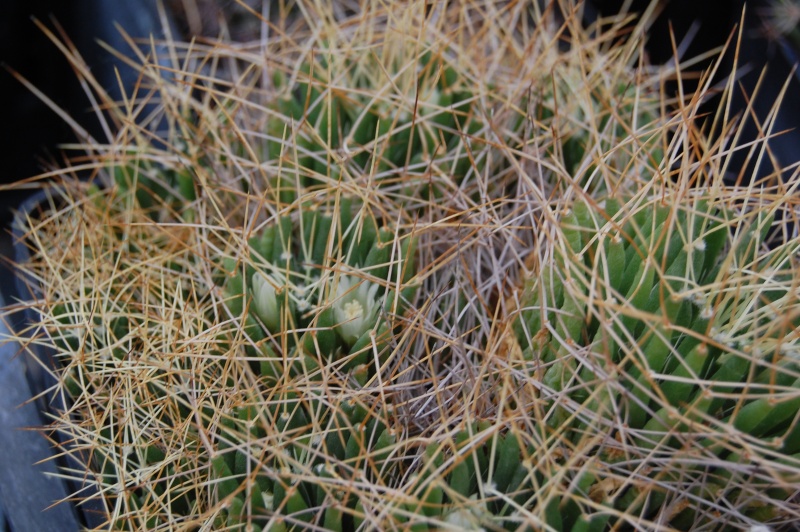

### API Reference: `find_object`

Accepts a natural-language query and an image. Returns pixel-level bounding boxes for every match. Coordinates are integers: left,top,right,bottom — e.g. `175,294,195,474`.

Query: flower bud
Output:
333,275,381,345
252,272,281,332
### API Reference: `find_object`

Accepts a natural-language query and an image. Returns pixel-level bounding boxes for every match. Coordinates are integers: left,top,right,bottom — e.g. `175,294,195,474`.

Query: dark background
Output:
593,0,800,184
0,0,171,221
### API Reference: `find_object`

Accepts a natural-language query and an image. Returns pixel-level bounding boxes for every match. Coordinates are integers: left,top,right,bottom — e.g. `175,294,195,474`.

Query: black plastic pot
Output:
0,0,177,224
5,189,106,530
1,1,177,529
0,290,83,532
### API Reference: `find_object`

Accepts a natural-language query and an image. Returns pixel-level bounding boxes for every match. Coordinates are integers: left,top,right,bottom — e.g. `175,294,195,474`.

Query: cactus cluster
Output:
258,46,487,210
205,395,401,531
220,197,418,379
512,195,800,527
274,50,477,167
257,35,661,208
8,1,800,531
39,198,418,530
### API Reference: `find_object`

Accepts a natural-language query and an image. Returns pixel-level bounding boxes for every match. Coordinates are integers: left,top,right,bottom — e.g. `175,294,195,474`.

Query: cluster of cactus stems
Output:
7,1,800,531
268,49,479,176
512,195,800,527
220,197,418,376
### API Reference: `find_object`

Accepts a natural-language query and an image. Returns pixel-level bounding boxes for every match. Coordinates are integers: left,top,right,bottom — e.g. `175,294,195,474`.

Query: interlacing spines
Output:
264,49,484,199
220,200,417,379
511,195,800,527
17,1,800,529
199,396,402,532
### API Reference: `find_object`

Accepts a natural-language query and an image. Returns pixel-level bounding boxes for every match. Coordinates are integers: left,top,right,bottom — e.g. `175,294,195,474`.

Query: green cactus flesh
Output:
508,196,800,528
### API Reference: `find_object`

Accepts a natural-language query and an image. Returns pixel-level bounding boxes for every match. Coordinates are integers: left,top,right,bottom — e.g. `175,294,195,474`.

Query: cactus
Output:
256,45,488,213
8,1,800,531
221,200,417,378
510,195,800,528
